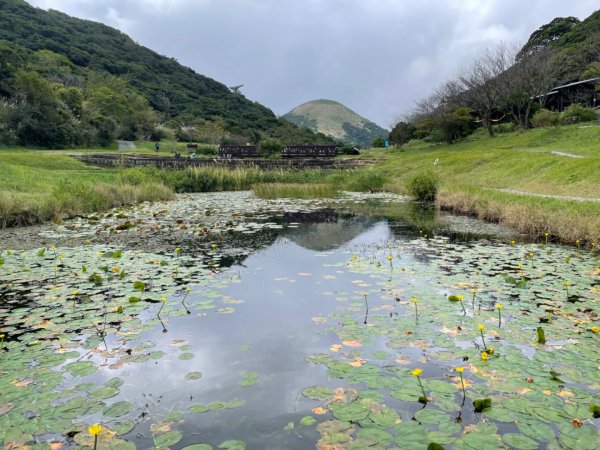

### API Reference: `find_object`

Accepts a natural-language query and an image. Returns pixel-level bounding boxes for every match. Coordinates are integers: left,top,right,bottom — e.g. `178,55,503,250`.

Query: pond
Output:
0,191,599,450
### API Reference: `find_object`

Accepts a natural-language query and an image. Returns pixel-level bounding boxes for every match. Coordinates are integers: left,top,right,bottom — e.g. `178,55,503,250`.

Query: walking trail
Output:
491,188,600,203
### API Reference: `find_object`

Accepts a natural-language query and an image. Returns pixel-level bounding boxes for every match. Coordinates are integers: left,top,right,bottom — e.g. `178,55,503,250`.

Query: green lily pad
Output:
239,372,258,387
154,430,182,448
185,372,202,380
502,433,540,450
329,402,370,422
302,386,335,401
300,416,317,426
104,401,134,418
218,440,246,450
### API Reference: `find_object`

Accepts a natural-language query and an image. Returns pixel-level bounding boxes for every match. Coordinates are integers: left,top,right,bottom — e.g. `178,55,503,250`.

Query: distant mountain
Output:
0,0,331,147
282,100,388,147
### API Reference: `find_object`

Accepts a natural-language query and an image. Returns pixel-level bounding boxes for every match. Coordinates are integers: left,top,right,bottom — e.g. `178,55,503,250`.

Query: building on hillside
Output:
543,77,599,111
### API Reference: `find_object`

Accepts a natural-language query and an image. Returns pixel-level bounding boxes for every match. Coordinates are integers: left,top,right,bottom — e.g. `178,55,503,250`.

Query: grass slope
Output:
368,125,600,244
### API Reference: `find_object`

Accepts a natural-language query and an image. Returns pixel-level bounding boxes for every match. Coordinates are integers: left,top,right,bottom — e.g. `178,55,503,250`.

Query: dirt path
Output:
551,151,585,158
492,188,600,203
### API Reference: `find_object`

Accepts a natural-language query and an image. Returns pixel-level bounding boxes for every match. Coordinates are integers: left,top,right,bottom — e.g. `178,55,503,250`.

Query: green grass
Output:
252,183,338,199
373,124,600,244
0,149,172,227
1,124,599,243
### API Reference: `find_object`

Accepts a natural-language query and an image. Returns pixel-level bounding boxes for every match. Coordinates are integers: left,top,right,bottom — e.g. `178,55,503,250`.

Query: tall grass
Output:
437,186,600,245
118,166,385,193
252,183,338,199
0,181,172,227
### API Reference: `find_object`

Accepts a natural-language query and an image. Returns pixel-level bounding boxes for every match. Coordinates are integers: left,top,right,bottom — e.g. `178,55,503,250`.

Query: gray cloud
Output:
27,0,599,127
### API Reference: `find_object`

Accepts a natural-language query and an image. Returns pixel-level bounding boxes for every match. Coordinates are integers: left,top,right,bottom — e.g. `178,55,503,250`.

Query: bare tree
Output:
458,42,515,136
409,79,473,144
500,47,556,128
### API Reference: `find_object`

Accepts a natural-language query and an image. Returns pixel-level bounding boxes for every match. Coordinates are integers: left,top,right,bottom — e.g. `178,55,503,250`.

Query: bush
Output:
339,144,360,155
492,122,516,133
531,109,560,128
259,139,283,157
196,146,217,156
406,171,439,202
560,104,597,124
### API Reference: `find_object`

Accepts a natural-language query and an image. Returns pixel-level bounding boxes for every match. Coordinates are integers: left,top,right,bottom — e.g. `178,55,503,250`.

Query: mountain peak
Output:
282,99,388,147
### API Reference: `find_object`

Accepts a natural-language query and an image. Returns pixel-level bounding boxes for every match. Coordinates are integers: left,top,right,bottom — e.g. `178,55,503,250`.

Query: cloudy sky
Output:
27,0,599,128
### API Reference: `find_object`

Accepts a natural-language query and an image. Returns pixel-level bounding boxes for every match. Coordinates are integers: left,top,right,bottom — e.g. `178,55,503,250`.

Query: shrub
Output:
259,139,283,157
196,146,217,156
492,122,516,133
406,171,439,202
339,144,360,155
531,109,560,128
560,104,597,124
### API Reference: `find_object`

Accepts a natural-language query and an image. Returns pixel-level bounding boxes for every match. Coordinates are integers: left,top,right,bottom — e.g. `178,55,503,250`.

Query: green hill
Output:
282,99,388,147
521,10,600,84
0,0,330,147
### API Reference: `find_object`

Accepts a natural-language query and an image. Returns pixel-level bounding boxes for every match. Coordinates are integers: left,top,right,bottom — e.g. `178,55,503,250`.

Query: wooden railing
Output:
218,145,259,158
281,145,339,158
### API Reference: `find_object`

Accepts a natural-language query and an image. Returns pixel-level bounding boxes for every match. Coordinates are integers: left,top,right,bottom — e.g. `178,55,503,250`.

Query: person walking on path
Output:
155,141,160,153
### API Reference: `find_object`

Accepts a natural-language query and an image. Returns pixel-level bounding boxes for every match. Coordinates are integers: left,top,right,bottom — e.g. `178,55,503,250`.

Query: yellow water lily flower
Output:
592,327,599,334
455,367,464,373
495,304,503,310
161,297,167,303
411,368,423,377
478,324,485,331
411,298,418,303
88,424,102,436
481,351,488,361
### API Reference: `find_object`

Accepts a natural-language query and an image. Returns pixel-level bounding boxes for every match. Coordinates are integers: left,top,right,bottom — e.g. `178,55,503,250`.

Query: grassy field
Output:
1,124,598,244
369,125,600,244
0,149,172,227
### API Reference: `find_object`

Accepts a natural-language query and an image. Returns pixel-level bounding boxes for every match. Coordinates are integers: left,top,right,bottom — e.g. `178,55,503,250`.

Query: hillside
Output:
282,99,388,147
0,0,330,147
521,10,600,84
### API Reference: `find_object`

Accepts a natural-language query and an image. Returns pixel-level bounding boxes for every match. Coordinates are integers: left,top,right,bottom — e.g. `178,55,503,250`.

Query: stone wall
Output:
72,154,377,170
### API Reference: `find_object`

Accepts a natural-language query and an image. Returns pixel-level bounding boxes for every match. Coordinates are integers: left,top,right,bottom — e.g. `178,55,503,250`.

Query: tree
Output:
12,71,79,147
410,80,472,144
518,17,580,59
500,48,556,129
458,43,514,137
389,121,416,145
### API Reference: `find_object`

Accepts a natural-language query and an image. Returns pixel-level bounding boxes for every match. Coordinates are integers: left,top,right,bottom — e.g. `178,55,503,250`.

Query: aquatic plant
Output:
158,296,167,319
411,368,428,403
455,367,466,397
89,423,102,450
411,297,419,321
471,288,477,309
449,294,467,315
496,303,503,327
478,324,488,351
562,280,571,301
